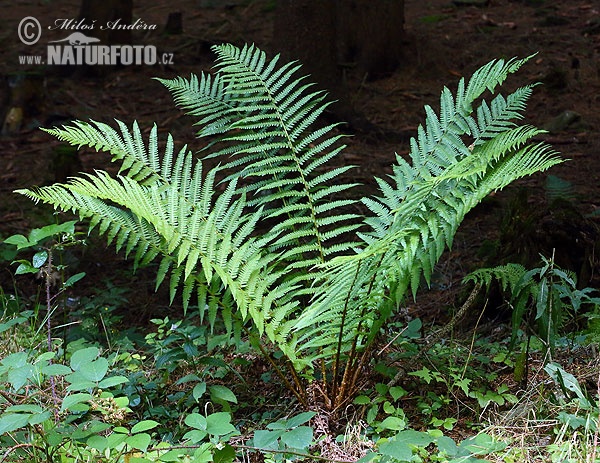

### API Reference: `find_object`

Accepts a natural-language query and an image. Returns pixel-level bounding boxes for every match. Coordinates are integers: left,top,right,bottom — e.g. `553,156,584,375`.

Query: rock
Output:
1,107,23,135
543,110,582,133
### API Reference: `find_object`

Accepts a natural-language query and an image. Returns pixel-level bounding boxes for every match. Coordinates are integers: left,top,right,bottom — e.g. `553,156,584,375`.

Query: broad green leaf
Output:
545,362,587,402
192,443,214,462
87,435,109,451
253,429,283,450
357,452,378,463
408,367,433,384
280,426,313,449
459,432,506,455
63,272,86,288
70,346,100,370
383,401,395,415
61,393,93,412
154,449,185,462
79,357,109,382
436,435,460,456
193,381,207,402
390,386,407,401
35,351,55,364
28,221,76,244
266,419,288,431
0,413,31,434
183,429,208,443
32,251,48,268
23,410,50,426
206,412,237,436
1,351,28,368
41,363,72,376
185,413,207,430
6,404,44,413
107,431,128,448
377,416,406,431
285,411,316,429
0,316,27,333
209,384,237,403
395,430,435,447
113,396,129,408
15,262,38,275
131,419,160,434
8,364,35,391
3,234,30,249
378,438,413,461
65,371,95,391
354,395,371,405
213,444,236,463
47,430,63,446
98,375,129,388
557,411,587,430
175,374,202,384
126,432,152,452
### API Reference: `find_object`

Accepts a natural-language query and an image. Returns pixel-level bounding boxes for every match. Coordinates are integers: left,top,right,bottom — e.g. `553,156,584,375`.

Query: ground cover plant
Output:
1,43,599,462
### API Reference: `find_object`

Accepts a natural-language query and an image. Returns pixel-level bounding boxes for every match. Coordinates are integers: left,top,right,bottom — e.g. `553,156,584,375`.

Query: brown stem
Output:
1,443,37,463
334,342,373,412
249,331,308,408
0,389,17,405
331,262,362,401
334,256,383,410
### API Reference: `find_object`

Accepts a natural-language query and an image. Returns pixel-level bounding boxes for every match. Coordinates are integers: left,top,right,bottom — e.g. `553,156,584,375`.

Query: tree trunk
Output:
273,0,339,91
74,0,133,76
78,0,133,45
337,0,405,81
273,0,405,132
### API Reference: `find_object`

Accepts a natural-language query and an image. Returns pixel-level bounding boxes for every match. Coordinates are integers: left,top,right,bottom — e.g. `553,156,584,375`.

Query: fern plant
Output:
17,44,562,411
465,255,600,356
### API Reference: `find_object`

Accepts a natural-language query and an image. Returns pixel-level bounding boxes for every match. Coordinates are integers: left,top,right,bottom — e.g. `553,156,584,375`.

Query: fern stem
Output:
331,261,363,401
43,249,60,423
248,330,308,408
334,255,384,410
332,342,375,413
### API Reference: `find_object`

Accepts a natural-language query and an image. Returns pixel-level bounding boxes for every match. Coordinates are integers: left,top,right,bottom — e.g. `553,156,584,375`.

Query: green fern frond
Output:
155,73,234,137
290,55,562,372
17,44,563,410
17,122,279,335
465,263,527,294
159,44,361,271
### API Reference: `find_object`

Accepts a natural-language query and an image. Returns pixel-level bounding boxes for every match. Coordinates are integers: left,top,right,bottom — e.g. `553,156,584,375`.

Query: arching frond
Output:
17,121,280,334
159,44,362,272
289,55,562,377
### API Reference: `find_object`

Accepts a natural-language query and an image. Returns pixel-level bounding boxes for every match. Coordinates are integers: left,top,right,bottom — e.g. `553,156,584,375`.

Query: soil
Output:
1,1,599,331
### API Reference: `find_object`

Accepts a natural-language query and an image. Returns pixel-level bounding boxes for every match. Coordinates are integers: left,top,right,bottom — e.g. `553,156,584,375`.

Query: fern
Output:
17,121,279,336
289,56,561,406
16,45,562,410
464,256,599,357
158,44,361,269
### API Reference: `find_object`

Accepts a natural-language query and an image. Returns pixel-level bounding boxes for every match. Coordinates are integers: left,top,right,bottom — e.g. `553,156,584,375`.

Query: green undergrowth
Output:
1,225,599,461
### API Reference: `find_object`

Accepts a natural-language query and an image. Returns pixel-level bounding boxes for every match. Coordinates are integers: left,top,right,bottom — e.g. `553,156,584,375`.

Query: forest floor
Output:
1,0,600,457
